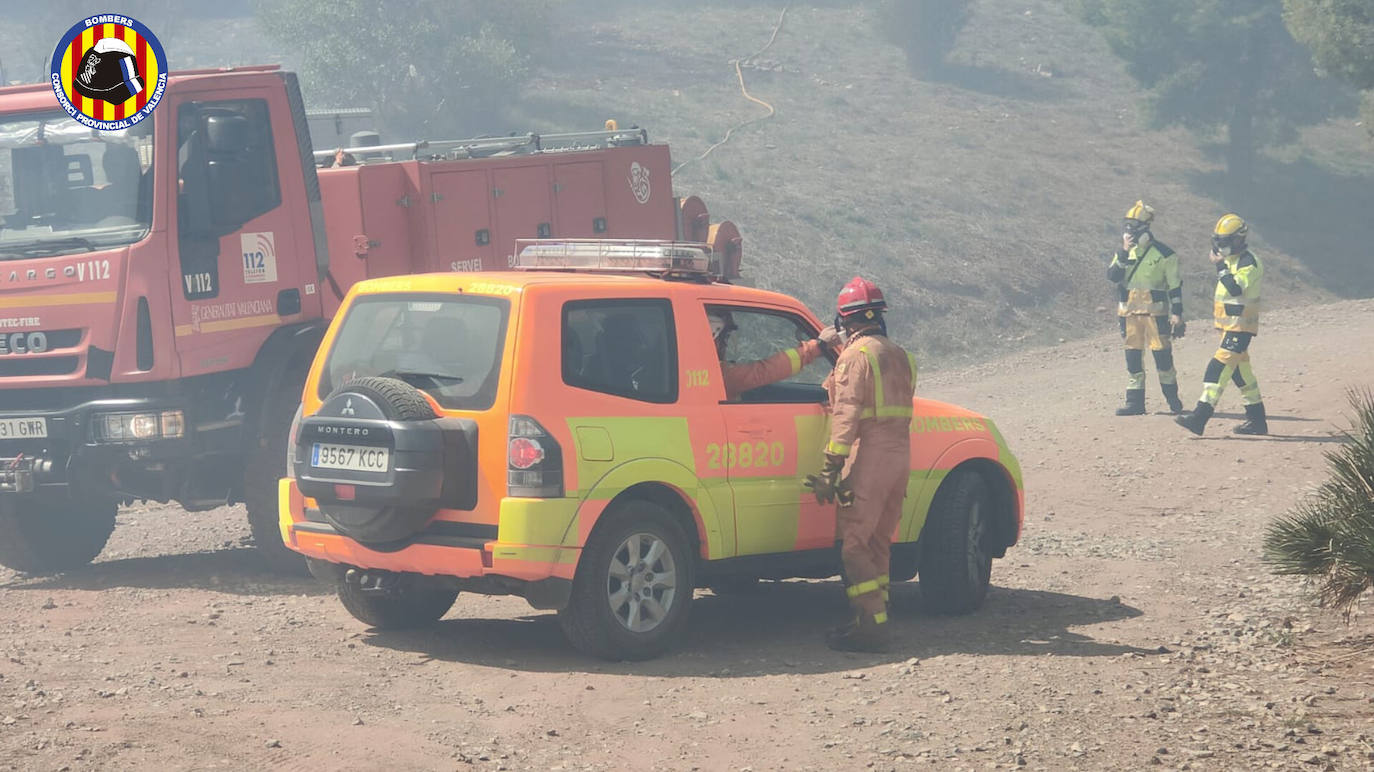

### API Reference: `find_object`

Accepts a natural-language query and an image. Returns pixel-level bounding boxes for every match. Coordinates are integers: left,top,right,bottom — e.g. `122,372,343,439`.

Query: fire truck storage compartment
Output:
489,165,553,261
317,163,419,302
553,161,608,238
428,169,495,272
310,138,683,302
356,163,416,280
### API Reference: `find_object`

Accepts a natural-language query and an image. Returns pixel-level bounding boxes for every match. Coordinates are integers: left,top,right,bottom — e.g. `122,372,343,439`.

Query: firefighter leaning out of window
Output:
1107,201,1186,416
708,310,840,399
1175,214,1267,436
803,278,918,653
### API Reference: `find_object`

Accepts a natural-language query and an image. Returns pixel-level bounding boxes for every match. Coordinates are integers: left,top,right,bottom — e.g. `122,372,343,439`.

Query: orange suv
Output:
278,241,1023,659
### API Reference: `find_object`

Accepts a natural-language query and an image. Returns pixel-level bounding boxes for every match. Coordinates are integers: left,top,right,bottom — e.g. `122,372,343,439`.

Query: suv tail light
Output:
508,415,562,498
285,403,304,480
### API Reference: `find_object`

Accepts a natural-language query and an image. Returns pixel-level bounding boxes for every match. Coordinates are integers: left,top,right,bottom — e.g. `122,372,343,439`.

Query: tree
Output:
1263,389,1374,616
1072,0,1339,202
874,0,972,79
1284,0,1374,138
253,0,558,137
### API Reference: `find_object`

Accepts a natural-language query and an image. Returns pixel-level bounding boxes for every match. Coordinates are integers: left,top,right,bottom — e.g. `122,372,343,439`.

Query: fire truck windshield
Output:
0,111,153,260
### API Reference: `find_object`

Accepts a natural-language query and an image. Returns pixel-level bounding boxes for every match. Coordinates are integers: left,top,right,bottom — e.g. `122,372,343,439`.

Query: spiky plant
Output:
1264,389,1374,615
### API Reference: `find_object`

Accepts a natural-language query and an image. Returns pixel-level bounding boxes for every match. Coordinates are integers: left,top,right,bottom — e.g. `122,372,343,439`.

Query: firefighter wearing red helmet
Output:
806,276,917,652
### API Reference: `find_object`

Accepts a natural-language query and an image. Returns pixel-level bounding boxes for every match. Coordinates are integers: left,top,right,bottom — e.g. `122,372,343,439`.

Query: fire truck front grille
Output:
44,329,84,349
0,356,80,377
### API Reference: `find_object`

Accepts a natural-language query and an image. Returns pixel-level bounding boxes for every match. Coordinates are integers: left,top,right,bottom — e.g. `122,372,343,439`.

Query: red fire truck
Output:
0,65,741,573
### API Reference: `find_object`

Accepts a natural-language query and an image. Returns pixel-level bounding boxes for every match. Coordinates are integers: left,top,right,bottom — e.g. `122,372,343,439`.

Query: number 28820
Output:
705,441,785,470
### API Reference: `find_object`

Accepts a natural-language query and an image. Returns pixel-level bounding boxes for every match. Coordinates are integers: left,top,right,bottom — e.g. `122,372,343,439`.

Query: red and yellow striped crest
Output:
50,14,167,130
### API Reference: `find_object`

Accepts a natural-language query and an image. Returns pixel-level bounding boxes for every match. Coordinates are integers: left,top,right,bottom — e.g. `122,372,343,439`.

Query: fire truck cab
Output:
0,65,738,574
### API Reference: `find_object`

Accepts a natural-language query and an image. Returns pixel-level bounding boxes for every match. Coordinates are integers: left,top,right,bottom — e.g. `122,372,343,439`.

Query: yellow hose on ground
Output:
672,5,789,176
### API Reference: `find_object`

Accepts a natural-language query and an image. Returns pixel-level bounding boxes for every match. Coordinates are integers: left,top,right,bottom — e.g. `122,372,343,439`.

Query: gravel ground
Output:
2,300,1372,771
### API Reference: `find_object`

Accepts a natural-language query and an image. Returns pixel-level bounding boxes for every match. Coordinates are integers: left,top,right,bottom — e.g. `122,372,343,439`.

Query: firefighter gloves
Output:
805,454,848,505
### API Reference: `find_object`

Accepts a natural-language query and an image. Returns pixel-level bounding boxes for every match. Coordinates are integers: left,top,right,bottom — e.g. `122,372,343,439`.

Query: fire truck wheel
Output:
0,495,116,574
918,469,993,614
244,362,311,575
336,574,457,630
559,499,695,661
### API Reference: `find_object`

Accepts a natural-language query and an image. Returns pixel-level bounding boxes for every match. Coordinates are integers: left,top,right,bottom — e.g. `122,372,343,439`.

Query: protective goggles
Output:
1211,234,1241,252
1123,219,1150,236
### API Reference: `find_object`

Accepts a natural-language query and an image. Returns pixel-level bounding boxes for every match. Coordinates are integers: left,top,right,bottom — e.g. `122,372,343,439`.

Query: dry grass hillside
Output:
4,1,1369,368
516,0,1373,366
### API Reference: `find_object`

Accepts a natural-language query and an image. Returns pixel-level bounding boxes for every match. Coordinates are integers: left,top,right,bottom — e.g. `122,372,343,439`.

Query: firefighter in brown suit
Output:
807,277,917,652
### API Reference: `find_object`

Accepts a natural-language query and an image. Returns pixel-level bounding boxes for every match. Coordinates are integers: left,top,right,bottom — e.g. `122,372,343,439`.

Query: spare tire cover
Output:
308,377,441,545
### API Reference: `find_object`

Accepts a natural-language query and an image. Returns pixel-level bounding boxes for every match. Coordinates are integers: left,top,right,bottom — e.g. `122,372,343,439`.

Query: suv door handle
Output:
737,424,771,436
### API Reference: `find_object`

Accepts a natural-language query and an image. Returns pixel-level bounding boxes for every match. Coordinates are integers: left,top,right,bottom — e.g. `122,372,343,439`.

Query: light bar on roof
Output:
513,239,713,274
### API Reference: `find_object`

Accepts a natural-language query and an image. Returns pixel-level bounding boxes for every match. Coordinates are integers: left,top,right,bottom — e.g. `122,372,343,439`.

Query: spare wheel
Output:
293,376,477,545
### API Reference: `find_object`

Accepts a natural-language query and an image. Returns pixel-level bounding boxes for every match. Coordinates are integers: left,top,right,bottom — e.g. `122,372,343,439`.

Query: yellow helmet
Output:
1123,200,1154,237
1125,200,1154,223
1212,214,1248,256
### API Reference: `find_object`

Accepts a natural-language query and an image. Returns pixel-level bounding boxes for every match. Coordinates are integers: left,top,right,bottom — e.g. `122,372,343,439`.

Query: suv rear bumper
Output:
278,478,581,584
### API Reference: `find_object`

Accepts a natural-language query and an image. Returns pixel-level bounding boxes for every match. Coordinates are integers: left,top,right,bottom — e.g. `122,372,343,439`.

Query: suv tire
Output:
0,495,116,574
559,500,694,660
336,574,457,629
918,469,993,614
331,376,438,423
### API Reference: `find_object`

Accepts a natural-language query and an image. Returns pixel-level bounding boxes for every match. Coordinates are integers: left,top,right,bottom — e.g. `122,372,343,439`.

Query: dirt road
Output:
3,300,1373,771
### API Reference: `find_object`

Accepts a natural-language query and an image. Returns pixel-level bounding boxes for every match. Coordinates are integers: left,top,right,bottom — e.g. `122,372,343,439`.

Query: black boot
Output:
826,615,890,653
1115,389,1146,416
1234,403,1268,435
1175,402,1213,436
1161,383,1184,414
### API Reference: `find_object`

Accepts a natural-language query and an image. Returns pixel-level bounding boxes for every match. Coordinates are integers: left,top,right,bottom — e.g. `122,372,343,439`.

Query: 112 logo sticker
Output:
241,232,279,284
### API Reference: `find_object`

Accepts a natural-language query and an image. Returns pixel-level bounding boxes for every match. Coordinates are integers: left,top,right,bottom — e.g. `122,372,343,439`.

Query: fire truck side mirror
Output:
180,111,259,239
177,128,214,239
204,113,251,155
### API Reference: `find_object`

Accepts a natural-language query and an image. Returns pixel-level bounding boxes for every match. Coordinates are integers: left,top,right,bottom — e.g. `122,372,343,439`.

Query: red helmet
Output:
836,276,887,319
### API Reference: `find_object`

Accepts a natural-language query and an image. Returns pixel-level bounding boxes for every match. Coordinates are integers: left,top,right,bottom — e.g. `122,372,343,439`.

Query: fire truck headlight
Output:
93,410,186,443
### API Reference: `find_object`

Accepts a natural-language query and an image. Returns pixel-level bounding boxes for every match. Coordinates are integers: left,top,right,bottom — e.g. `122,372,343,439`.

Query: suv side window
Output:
563,299,677,403
712,305,832,402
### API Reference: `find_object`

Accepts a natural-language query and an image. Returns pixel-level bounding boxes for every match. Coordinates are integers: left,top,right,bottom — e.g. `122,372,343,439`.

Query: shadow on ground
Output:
1195,434,1347,444
362,581,1150,677
1189,156,1374,298
931,63,1069,103
0,548,326,597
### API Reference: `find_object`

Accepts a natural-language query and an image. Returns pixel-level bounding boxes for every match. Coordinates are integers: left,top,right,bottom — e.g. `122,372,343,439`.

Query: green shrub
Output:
1263,388,1374,615
874,0,972,79
254,0,559,136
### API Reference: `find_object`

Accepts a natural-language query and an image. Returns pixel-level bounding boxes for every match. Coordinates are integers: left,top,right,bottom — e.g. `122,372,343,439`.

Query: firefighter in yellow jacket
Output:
806,277,916,653
1107,201,1185,415
1176,214,1267,436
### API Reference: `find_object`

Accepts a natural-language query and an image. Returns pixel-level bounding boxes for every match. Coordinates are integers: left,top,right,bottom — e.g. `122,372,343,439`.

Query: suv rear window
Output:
562,299,677,403
319,293,509,410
